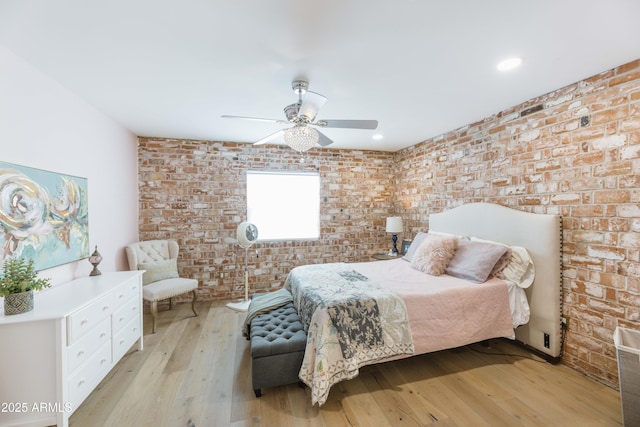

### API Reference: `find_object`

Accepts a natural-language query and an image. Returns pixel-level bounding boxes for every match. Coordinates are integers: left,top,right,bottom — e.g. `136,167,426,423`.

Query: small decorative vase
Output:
4,289,34,315
89,246,103,276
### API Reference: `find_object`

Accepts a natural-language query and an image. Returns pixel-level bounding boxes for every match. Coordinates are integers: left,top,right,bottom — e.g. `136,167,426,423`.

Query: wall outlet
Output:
544,333,550,349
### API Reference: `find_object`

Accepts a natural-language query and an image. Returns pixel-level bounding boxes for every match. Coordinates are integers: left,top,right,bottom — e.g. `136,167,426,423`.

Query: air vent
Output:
520,104,543,117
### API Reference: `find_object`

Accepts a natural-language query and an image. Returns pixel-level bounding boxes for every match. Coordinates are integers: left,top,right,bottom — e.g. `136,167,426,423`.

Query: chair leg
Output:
169,297,173,310
191,290,198,317
151,300,158,334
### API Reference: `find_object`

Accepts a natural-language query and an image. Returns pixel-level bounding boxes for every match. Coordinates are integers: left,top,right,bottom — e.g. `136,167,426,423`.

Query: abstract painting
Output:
0,161,89,271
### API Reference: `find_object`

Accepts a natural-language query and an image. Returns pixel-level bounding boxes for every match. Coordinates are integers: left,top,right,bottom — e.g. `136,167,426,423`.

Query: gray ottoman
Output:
249,303,307,397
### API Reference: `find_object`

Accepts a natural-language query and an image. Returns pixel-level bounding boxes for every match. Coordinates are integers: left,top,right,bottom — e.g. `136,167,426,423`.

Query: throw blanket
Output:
285,263,414,406
241,288,294,338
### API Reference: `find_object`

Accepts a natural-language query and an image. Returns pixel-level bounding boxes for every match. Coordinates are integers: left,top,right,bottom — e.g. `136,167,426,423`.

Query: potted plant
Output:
0,257,51,315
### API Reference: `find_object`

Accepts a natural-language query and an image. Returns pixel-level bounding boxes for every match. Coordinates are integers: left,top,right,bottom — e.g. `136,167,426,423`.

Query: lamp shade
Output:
385,217,403,233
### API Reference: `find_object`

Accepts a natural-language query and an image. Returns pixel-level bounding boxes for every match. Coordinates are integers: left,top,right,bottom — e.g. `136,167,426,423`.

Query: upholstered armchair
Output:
125,239,198,333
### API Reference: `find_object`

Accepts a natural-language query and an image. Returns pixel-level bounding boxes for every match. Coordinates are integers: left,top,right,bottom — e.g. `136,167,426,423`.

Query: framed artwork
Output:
401,239,412,255
0,161,89,271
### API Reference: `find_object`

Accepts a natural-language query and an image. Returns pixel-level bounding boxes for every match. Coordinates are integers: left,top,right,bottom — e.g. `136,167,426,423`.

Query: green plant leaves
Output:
0,258,52,297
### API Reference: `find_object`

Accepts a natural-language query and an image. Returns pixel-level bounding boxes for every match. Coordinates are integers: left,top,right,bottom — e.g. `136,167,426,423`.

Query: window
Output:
246,170,320,241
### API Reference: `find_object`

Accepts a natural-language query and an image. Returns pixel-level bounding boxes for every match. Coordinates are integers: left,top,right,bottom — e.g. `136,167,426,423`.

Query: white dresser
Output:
0,271,144,427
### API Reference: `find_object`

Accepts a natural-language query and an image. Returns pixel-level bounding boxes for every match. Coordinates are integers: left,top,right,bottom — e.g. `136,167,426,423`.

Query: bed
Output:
284,202,562,406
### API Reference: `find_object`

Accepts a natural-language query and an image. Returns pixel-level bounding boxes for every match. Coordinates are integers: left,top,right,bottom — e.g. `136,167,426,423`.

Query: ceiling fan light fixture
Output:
284,125,318,152
223,80,378,150
292,80,309,95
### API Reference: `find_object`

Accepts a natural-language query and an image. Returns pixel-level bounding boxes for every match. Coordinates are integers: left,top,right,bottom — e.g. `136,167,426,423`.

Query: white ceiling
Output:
1,0,640,152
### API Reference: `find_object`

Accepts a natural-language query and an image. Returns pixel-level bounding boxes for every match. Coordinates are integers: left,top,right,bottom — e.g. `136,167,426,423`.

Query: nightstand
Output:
372,253,401,260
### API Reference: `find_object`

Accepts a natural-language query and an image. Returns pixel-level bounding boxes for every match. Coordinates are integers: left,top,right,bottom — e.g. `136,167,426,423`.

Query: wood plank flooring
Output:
70,301,623,427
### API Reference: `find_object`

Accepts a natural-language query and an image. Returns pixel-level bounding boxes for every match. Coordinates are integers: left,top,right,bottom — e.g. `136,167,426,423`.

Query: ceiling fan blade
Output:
315,119,378,129
297,91,327,122
254,129,285,145
221,115,288,125
316,130,333,147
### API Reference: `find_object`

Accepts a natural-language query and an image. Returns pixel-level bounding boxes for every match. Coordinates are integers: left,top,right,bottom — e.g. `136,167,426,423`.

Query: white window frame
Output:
246,170,320,241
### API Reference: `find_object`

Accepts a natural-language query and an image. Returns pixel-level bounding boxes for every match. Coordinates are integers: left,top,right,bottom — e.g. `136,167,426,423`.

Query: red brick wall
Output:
393,59,640,387
137,139,396,300
138,58,639,388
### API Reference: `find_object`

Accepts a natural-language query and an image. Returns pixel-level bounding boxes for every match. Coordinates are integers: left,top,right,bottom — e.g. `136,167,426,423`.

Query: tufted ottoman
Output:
249,302,307,397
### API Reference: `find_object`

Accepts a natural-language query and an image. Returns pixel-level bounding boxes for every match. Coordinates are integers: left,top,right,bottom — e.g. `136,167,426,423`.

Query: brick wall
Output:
393,59,640,387
138,58,639,388
137,140,396,301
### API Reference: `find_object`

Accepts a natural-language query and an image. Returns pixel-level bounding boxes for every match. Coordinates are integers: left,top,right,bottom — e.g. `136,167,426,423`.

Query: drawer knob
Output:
80,319,88,325
101,358,107,364
78,379,85,387
102,305,109,311
100,332,107,338
77,350,85,357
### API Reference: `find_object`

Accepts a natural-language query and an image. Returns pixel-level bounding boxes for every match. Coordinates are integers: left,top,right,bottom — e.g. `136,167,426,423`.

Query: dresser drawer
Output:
114,277,141,305
68,340,112,410
67,293,114,344
112,295,140,334
113,315,141,362
67,316,111,374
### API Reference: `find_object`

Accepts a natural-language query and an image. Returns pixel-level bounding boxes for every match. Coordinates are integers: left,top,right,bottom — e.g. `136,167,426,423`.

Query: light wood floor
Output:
70,301,622,427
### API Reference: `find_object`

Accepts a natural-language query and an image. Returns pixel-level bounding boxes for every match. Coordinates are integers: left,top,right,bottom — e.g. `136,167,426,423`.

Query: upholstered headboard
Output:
429,203,562,359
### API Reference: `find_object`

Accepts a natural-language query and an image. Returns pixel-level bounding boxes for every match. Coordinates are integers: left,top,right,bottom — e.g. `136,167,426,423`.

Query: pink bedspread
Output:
351,258,515,356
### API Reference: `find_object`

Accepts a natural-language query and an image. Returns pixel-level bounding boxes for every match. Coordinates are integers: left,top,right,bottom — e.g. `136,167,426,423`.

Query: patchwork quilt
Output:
285,263,414,406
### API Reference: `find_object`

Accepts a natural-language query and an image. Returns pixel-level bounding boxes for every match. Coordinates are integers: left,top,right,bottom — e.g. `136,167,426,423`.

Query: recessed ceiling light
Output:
497,57,523,72
372,134,383,140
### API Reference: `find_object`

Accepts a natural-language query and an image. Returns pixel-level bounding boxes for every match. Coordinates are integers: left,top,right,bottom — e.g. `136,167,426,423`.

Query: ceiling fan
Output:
221,80,378,152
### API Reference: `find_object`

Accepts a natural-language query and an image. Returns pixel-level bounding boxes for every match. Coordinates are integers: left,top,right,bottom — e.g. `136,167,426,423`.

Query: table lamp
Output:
385,217,403,255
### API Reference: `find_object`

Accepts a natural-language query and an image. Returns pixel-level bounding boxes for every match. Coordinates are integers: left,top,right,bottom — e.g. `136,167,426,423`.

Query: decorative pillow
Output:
402,232,429,262
445,239,510,283
489,247,512,278
139,258,179,285
469,237,535,287
410,235,458,276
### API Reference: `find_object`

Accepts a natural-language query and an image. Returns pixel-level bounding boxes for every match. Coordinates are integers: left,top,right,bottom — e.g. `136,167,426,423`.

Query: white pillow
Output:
429,230,467,239
138,258,179,285
402,232,429,262
498,246,535,288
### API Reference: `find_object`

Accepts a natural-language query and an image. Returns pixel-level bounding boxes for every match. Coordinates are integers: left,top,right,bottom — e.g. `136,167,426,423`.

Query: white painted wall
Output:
0,45,139,286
